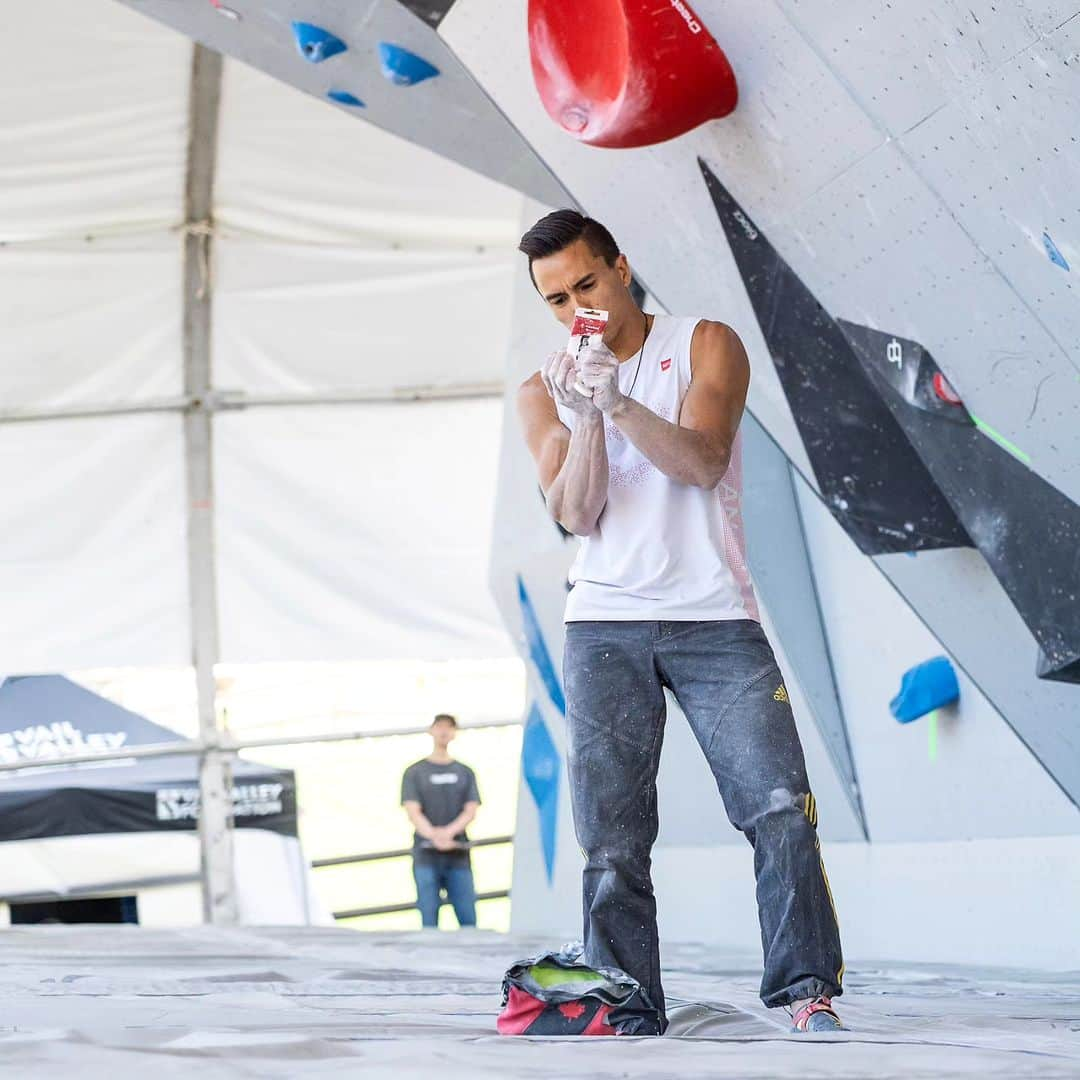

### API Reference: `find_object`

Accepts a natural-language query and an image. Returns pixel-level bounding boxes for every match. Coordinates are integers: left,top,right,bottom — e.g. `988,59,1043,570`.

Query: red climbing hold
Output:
932,372,963,406
528,0,738,149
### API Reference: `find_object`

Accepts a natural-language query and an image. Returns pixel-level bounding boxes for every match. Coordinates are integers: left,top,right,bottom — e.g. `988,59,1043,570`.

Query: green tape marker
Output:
971,416,1032,466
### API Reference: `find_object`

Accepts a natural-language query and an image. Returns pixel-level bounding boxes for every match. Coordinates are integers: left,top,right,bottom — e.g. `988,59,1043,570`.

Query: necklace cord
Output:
625,310,650,400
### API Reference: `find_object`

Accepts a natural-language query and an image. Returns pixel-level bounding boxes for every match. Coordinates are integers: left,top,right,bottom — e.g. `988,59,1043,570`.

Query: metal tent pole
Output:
183,43,236,925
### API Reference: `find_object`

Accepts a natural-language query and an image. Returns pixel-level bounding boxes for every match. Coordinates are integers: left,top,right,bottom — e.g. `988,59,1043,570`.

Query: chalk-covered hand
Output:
576,343,622,414
540,349,598,416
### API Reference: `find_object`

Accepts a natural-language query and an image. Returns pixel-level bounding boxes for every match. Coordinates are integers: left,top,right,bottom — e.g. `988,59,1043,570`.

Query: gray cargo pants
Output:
564,618,844,1031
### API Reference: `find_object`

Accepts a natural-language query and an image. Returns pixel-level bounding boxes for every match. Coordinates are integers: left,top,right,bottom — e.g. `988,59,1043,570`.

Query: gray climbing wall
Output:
114,0,571,207
446,0,1080,964
115,0,1080,965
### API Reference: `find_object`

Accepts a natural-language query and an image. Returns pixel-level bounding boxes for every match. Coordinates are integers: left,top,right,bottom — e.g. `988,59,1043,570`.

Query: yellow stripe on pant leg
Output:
819,854,840,931
811,806,841,989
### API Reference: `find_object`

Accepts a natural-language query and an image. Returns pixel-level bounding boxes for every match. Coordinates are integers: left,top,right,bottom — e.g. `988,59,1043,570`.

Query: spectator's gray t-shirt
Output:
401,759,480,860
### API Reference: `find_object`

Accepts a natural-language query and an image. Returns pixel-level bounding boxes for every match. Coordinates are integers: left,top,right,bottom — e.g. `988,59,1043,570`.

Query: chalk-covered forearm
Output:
545,410,609,534
609,396,731,488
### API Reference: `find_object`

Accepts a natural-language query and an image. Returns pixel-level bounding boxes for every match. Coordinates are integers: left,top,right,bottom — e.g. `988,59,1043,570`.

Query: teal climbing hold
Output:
522,703,560,884
327,90,365,107
292,22,347,63
1043,232,1070,271
890,657,959,724
378,42,440,86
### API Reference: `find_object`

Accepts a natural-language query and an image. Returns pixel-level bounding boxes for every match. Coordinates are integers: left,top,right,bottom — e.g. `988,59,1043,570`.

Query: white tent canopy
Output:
1,0,527,673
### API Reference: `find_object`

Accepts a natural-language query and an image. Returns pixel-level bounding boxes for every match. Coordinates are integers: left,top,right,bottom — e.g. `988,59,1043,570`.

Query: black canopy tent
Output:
0,676,311,920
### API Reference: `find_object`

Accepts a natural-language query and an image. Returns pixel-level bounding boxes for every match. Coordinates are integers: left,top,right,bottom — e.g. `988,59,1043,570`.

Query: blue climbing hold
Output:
522,703,560,883
327,90,365,107
378,42,440,86
890,656,959,724
517,575,566,716
292,22,347,63
1043,232,1070,271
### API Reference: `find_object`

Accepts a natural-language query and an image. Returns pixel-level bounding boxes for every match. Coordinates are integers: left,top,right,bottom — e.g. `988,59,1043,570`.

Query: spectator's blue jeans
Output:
564,619,844,1029
413,856,477,928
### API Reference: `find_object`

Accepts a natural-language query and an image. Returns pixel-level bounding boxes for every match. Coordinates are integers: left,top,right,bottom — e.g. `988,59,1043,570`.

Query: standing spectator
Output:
401,714,481,929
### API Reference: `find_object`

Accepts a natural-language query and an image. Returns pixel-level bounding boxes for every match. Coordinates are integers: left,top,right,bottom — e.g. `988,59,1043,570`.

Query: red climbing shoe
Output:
791,997,843,1032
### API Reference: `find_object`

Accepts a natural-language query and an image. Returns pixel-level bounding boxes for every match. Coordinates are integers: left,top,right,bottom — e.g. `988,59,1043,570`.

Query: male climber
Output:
516,209,844,1034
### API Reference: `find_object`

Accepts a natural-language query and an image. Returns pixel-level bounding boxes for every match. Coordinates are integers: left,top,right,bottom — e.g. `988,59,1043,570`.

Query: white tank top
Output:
555,314,759,623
